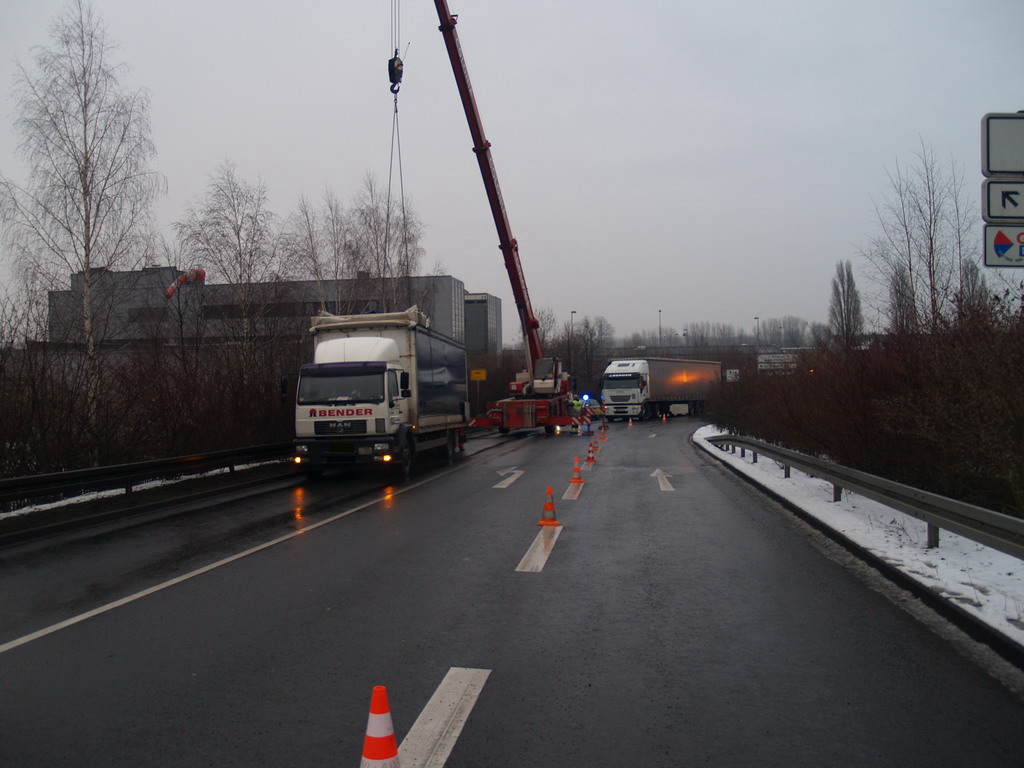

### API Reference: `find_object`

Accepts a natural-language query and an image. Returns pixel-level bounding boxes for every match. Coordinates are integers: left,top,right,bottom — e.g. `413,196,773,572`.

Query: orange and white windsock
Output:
360,686,401,768
164,268,206,299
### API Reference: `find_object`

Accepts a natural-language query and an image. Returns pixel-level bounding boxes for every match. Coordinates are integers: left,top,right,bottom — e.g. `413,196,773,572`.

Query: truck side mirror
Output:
400,371,410,398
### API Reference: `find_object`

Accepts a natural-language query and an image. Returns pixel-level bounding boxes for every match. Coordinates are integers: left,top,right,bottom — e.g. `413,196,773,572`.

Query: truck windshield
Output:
297,366,385,405
603,374,641,389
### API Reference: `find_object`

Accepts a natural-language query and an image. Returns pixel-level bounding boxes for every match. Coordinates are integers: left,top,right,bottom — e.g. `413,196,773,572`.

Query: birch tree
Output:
347,173,424,312
175,161,278,354
280,189,362,312
0,0,164,454
862,141,976,331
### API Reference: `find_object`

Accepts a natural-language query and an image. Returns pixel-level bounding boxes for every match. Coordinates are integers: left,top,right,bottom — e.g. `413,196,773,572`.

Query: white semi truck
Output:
600,357,721,420
291,308,469,479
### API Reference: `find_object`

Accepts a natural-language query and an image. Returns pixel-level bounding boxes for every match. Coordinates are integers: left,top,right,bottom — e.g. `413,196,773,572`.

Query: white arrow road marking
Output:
492,468,524,488
400,667,492,768
651,469,675,491
516,526,562,572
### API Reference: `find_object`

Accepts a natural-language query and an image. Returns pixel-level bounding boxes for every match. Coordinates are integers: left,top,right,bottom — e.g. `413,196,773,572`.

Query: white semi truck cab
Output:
600,359,651,420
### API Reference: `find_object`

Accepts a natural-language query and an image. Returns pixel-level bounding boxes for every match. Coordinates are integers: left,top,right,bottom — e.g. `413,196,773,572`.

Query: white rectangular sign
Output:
984,225,1024,267
983,180,1024,223
982,113,1024,176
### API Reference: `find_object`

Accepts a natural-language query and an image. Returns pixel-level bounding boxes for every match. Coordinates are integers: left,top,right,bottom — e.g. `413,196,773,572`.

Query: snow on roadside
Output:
0,461,280,522
693,425,1024,651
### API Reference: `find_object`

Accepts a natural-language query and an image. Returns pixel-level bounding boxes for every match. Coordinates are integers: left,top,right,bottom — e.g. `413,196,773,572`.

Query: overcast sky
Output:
2,0,1022,341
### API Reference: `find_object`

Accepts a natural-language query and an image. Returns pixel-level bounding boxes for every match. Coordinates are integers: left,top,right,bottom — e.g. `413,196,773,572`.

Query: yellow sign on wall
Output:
470,368,487,381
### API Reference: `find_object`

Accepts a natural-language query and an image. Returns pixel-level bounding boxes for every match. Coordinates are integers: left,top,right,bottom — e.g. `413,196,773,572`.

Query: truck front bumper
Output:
293,436,398,468
607,404,641,417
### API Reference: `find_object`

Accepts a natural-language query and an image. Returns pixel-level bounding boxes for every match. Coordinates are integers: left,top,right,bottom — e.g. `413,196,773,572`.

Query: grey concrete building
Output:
464,292,502,353
47,266,498,348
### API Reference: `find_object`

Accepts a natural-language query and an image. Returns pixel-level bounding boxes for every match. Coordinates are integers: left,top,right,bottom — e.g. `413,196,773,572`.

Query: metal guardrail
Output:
704,435,1024,562
0,443,293,510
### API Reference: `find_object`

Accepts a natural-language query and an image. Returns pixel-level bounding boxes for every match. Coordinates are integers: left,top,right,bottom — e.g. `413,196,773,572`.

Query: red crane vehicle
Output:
434,0,573,434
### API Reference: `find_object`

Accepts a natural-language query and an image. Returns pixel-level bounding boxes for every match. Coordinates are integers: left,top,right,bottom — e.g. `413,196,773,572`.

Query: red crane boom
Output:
433,0,572,433
433,0,542,372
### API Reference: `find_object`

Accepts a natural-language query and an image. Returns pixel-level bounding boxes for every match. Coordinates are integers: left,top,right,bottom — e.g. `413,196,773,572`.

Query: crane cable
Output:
385,0,411,284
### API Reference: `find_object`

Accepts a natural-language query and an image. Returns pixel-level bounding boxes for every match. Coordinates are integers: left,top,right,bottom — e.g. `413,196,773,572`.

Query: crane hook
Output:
388,51,403,94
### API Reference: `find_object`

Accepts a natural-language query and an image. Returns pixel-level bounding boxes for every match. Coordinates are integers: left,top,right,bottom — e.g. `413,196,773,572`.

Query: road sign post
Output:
983,179,1024,222
984,225,1024,266
981,113,1024,267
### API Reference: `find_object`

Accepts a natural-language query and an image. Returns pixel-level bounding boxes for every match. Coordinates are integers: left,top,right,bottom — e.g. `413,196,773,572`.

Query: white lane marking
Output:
561,483,583,501
399,667,491,768
515,526,562,572
0,471,456,656
650,469,675,491
492,468,524,488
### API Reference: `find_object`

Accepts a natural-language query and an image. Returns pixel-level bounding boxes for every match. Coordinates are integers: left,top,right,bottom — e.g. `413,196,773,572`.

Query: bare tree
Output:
573,314,615,393
280,189,366,312
0,0,163,452
828,260,863,350
176,161,278,350
347,173,424,312
779,316,809,347
888,262,916,335
862,141,976,331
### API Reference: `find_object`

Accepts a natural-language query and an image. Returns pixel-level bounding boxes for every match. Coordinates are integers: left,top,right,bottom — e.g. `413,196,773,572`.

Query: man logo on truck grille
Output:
309,408,373,417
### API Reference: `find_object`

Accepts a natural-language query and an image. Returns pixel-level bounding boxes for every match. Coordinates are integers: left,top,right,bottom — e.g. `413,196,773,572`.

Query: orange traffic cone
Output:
569,456,584,484
538,485,560,526
661,413,667,423
627,417,634,428
360,686,401,768
599,424,607,442
585,441,596,465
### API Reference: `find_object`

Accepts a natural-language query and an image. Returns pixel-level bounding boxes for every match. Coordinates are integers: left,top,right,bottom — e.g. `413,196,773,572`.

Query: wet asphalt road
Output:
1,421,1023,767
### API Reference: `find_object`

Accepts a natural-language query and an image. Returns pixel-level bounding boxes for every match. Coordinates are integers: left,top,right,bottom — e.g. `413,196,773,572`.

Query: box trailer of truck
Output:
600,357,721,420
292,308,469,479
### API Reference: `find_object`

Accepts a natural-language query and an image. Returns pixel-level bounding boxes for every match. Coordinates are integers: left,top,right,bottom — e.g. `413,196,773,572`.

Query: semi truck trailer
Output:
600,357,721,420
292,308,469,479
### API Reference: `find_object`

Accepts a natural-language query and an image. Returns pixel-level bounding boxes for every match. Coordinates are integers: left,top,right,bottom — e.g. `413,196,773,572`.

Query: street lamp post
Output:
658,309,662,349
754,316,760,352
569,310,576,383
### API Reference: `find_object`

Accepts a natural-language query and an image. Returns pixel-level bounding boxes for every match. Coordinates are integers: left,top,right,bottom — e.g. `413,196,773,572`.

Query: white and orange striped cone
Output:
661,413,667,423
599,424,607,442
538,485,560,526
627,417,634,428
585,441,596,465
569,456,584,484
360,686,401,768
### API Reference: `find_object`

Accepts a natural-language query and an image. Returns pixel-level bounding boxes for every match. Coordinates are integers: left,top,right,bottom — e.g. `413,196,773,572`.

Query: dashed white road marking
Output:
400,667,492,768
515,526,562,572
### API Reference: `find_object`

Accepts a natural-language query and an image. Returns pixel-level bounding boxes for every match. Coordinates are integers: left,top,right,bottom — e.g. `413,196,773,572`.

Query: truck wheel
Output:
445,430,457,464
393,436,416,480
